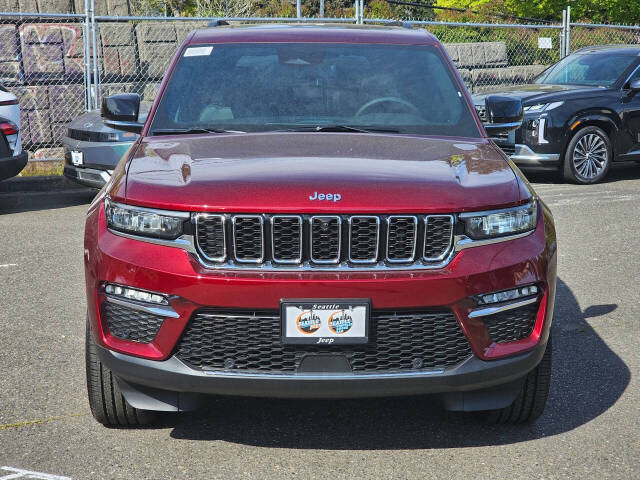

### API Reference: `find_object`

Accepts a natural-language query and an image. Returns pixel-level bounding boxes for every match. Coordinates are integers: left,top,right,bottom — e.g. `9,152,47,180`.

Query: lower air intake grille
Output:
174,309,473,373
483,304,538,343
103,301,164,343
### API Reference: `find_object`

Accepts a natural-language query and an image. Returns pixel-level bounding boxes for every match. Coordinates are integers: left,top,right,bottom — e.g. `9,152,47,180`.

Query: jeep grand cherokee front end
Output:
84,24,556,426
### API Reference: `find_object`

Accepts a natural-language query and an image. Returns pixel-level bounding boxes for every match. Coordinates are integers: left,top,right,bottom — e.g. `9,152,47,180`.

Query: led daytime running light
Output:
104,284,169,305
477,285,539,305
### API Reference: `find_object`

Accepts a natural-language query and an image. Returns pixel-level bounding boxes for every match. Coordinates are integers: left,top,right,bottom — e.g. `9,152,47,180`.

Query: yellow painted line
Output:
0,413,86,430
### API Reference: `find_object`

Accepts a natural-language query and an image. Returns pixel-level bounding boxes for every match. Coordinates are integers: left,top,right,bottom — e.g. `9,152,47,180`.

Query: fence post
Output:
320,0,324,17
297,0,301,18
565,6,571,56
90,0,99,110
360,0,364,23
560,8,566,59
354,0,358,23
83,0,92,111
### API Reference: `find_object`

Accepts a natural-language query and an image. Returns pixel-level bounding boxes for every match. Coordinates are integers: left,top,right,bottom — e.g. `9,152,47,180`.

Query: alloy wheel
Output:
572,133,608,180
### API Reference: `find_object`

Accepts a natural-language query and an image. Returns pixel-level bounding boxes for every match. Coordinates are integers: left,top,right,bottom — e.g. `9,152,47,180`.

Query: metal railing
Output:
1,3,639,163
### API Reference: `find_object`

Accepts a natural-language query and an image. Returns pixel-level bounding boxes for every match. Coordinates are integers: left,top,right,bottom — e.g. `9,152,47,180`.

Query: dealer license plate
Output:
281,300,370,345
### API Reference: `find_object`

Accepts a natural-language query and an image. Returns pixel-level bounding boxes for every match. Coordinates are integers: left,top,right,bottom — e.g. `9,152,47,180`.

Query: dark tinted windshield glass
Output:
536,53,637,87
150,43,480,137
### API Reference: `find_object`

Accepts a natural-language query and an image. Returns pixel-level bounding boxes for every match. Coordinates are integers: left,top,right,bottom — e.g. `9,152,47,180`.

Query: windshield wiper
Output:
272,124,400,134
152,127,245,135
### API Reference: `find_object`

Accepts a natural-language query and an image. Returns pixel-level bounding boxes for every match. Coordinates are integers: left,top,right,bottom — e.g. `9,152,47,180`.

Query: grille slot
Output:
386,216,417,262
424,215,454,261
196,214,226,262
271,215,302,263
233,216,264,263
103,301,164,343
310,216,341,263
483,303,538,343
348,216,379,263
174,309,473,373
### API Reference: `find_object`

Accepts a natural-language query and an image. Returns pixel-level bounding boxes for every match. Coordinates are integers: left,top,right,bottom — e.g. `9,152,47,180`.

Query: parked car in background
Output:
63,105,149,189
84,24,556,428
0,85,27,181
474,45,640,184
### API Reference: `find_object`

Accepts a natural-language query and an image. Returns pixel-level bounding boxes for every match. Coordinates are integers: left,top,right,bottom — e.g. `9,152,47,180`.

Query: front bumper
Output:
0,151,28,181
97,338,547,411
64,164,111,189
85,200,557,404
509,144,560,168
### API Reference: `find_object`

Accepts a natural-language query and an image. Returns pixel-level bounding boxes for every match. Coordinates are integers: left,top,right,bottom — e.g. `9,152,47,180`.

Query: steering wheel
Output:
355,96,421,117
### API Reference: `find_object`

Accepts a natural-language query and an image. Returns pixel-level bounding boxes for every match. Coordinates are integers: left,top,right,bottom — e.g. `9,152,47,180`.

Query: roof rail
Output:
385,20,413,29
208,18,229,27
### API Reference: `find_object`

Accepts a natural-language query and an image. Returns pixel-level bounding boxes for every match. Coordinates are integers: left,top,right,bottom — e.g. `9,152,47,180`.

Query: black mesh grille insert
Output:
483,303,538,343
271,216,302,262
310,216,340,262
196,215,225,261
424,215,453,261
233,216,263,262
387,216,417,261
103,301,164,343
349,216,379,262
174,309,473,373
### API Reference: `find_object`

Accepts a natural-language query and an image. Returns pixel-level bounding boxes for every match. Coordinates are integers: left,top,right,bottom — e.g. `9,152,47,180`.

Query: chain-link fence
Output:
0,12,89,162
1,7,640,166
570,23,640,51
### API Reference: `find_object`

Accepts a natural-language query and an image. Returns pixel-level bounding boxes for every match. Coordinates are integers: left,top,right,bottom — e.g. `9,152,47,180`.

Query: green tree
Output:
436,0,640,24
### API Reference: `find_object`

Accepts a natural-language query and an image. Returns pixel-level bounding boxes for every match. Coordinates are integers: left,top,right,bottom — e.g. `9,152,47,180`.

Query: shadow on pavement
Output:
0,189,96,214
167,278,629,448
524,161,640,185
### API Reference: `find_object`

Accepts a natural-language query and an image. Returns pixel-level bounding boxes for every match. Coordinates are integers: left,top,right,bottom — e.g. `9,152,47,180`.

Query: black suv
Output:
475,45,640,184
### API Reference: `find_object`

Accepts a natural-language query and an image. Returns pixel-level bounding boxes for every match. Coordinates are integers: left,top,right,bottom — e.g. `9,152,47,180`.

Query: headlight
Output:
461,201,537,240
523,101,563,112
104,198,187,240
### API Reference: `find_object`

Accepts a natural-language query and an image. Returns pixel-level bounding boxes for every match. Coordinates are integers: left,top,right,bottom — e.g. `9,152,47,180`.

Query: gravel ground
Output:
0,165,638,479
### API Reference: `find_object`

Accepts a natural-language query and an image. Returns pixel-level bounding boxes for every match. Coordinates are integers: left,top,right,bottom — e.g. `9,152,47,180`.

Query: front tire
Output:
85,317,157,426
479,336,552,424
563,126,612,184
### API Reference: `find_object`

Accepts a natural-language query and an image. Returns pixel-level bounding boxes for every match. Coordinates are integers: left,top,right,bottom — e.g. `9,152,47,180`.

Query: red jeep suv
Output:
84,24,557,426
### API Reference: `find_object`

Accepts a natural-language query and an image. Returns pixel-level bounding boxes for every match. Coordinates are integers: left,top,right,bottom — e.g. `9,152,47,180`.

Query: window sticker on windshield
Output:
184,46,213,57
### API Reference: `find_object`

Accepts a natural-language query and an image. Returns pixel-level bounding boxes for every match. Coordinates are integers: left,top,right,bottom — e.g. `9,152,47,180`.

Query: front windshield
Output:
149,42,481,137
536,53,637,87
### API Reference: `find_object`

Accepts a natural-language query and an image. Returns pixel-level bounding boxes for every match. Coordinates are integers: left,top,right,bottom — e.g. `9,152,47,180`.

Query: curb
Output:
0,176,94,194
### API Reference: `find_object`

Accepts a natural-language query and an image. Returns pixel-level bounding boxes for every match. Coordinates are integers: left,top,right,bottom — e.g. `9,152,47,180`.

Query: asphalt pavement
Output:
1,164,639,479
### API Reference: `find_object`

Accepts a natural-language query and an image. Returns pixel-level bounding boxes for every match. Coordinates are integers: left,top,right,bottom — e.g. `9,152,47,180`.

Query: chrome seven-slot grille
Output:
195,214,454,268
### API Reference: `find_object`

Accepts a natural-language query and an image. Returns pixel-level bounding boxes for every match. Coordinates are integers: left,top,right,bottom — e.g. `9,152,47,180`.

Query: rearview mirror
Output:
483,95,523,136
102,93,143,134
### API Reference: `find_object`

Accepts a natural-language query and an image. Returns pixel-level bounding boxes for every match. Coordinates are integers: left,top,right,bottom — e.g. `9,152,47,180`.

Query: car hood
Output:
474,83,607,105
117,133,521,213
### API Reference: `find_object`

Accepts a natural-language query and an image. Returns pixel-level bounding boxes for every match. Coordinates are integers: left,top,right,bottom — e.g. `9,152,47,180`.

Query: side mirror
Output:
628,79,640,93
483,95,523,136
102,93,143,134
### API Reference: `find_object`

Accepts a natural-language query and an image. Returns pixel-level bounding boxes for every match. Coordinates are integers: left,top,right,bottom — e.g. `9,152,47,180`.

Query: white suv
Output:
0,84,27,181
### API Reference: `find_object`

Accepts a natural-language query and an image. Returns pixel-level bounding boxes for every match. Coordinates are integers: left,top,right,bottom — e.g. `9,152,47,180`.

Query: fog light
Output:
104,283,169,305
477,285,538,305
